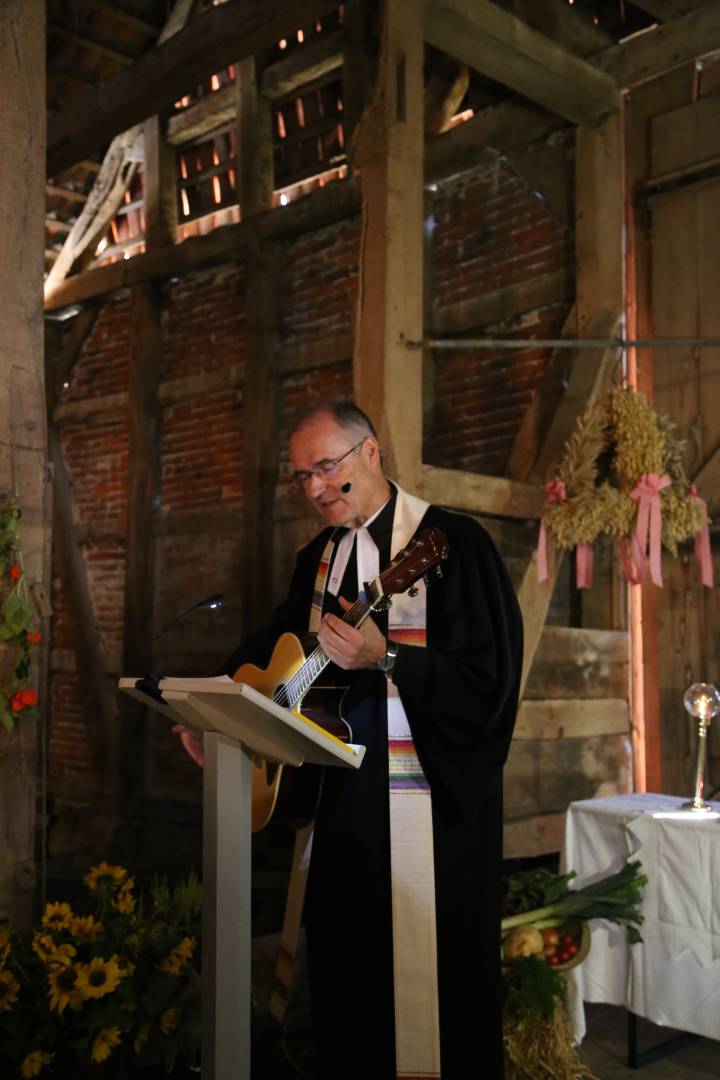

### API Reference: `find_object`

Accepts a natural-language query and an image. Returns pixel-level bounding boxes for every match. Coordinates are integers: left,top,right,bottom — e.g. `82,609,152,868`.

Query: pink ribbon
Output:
576,542,594,590
537,478,567,583
627,473,672,587
689,483,714,588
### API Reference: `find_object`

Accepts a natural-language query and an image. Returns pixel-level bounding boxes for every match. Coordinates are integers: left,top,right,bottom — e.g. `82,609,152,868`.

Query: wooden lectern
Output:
119,675,366,1080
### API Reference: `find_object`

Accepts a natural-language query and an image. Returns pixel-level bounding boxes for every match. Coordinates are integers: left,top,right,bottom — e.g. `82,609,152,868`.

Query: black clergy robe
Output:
223,492,523,1080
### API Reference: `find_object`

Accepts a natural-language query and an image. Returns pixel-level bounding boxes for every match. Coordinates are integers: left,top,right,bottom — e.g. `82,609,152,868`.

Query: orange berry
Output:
9,563,21,581
20,690,37,707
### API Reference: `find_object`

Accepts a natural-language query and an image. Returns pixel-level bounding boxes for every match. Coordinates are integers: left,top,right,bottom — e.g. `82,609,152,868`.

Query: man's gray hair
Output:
290,400,378,442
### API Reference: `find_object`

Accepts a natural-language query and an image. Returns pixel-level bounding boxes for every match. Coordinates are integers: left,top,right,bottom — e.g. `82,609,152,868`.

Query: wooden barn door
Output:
649,97,720,796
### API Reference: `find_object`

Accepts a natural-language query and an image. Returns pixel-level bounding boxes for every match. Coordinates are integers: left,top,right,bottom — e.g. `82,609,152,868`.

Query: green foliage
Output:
0,865,202,1077
504,956,567,1020
0,503,41,733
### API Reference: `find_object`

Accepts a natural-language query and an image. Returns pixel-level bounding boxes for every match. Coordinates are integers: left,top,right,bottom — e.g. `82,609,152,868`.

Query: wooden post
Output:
0,0,47,930
352,0,424,492
237,56,279,635
120,283,162,792
143,115,178,251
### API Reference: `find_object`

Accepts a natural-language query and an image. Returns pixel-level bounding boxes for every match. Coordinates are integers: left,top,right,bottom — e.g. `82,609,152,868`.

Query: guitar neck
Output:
281,597,374,708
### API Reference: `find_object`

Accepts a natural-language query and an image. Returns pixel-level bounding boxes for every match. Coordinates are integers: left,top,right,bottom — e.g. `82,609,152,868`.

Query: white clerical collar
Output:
327,492,392,598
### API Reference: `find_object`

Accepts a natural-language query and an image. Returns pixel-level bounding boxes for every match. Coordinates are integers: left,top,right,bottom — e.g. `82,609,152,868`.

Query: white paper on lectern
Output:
118,676,365,770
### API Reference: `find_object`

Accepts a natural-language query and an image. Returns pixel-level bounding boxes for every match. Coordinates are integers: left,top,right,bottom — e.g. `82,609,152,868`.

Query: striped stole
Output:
310,487,441,1079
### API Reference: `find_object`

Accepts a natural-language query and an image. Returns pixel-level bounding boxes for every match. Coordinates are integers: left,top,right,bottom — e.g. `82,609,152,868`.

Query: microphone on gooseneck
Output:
135,593,226,702
341,482,352,493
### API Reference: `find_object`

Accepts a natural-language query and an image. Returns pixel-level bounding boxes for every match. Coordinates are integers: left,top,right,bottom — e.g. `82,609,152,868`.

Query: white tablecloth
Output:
562,793,720,1043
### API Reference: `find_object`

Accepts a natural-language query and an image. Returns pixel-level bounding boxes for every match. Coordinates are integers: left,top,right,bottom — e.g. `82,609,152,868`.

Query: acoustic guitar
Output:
234,526,449,831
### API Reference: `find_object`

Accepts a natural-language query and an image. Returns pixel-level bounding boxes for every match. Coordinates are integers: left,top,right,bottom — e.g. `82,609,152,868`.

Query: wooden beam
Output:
119,282,162,794
166,87,236,147
596,2,720,89
508,0,614,57
237,58,274,218
342,0,371,165
44,177,361,311
47,0,341,176
531,309,623,483
46,183,88,204
516,549,564,700
49,428,116,778
143,115,178,251
514,698,629,740
353,0,424,493
617,0,703,23
576,114,624,335
76,0,162,38
425,0,620,125
425,56,469,136
238,57,278,635
425,100,564,185
47,24,137,66
432,268,572,336
421,464,544,519
693,443,720,515
507,305,577,482
260,28,345,99
46,306,100,404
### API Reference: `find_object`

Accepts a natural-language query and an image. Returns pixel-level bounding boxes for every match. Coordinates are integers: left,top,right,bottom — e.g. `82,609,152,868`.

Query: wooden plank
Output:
47,0,341,176
46,183,88,204
524,626,629,701
425,101,563,185
630,0,704,19
596,2,720,89
341,0,370,165
503,813,566,860
353,0,424,493
44,178,362,311
167,86,236,147
260,28,344,99
507,305,576,482
120,282,162,793
576,114,623,335
650,96,720,176
509,0,613,57
504,733,632,819
47,306,100,405
514,698,629,740
421,464,544,519
432,268,572,336
425,0,620,125
143,114,178,251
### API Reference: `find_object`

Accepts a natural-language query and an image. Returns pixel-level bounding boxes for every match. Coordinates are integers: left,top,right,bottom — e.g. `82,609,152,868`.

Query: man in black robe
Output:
179,401,523,1079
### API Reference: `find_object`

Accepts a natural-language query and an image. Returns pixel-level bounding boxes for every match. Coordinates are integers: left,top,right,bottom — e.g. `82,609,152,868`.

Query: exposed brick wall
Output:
62,298,130,401
161,264,246,381
282,218,360,347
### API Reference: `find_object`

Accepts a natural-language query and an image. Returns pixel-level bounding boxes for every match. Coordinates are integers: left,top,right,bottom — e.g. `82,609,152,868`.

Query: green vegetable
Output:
503,955,566,1019
502,860,648,944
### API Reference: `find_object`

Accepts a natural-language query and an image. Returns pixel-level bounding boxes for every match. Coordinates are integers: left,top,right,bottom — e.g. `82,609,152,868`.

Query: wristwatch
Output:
376,641,399,673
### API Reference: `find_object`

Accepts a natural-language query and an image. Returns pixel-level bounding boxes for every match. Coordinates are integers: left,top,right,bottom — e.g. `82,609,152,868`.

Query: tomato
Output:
547,954,560,967
557,949,572,963
560,934,575,948
566,942,579,957
543,944,557,958
541,928,560,947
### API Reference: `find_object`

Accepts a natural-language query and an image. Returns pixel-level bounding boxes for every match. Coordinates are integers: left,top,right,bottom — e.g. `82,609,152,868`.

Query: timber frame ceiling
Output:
45,0,709,280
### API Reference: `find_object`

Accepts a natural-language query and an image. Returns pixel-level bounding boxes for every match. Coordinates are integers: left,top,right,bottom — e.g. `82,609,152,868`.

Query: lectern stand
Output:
119,676,366,1080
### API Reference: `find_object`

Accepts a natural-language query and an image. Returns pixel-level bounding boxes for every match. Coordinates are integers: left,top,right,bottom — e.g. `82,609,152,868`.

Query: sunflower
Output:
91,1026,122,1064
76,955,122,1000
41,901,74,931
47,964,83,1013
0,924,10,966
0,968,20,1011
160,1006,178,1034
20,1050,54,1078
84,862,127,892
33,932,76,966
161,935,196,975
70,914,103,942
134,1022,150,1054
113,877,136,914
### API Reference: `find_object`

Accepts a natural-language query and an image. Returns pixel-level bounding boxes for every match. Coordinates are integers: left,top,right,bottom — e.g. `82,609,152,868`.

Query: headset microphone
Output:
341,482,352,493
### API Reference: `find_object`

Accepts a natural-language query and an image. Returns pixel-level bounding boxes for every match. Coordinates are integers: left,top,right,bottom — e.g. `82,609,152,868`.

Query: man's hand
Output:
318,596,387,670
172,724,204,766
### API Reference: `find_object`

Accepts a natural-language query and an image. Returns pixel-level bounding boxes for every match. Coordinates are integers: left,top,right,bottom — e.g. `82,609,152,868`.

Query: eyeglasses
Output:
291,439,366,490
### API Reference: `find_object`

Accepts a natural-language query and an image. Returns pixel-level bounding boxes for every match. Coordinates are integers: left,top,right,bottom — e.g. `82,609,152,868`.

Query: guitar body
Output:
233,633,351,832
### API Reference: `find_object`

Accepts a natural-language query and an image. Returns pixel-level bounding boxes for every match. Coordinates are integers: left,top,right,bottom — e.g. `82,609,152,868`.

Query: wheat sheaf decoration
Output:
537,388,713,590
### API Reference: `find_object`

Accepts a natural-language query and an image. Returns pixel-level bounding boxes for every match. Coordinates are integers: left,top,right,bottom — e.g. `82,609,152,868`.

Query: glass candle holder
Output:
681,683,720,812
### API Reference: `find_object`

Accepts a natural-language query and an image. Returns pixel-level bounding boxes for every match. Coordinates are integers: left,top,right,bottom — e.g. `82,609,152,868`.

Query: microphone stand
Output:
136,594,225,701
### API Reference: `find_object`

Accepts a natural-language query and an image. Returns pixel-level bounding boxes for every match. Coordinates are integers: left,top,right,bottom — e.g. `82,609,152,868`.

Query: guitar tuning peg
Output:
408,585,419,598
435,565,443,579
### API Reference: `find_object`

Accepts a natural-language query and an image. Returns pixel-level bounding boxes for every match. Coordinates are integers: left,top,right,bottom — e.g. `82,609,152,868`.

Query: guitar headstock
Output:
376,527,449,601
